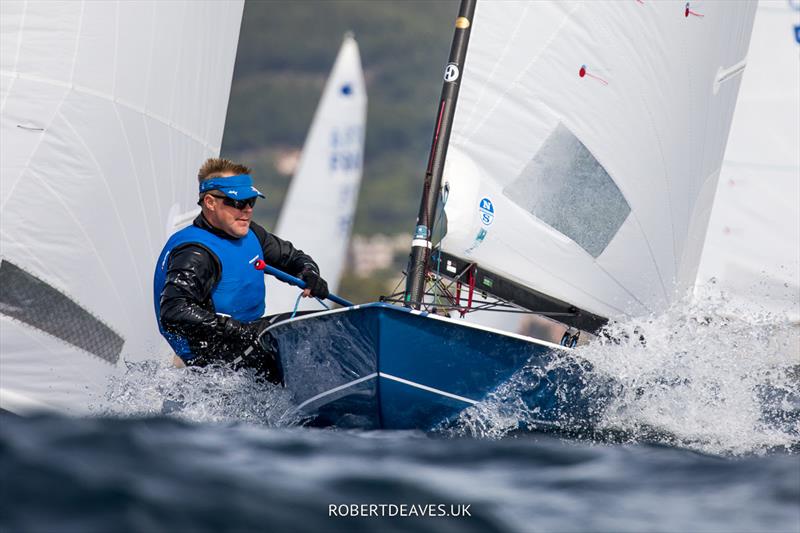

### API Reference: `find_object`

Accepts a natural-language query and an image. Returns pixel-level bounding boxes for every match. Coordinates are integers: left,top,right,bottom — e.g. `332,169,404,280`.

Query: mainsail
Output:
696,1,800,320
0,0,244,413
436,0,757,321
268,34,367,314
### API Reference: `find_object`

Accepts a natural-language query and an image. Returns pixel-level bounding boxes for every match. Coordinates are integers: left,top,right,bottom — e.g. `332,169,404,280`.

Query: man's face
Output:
202,172,254,238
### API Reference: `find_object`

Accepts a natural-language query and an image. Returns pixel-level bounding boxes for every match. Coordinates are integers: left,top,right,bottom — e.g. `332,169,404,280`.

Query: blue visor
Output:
199,174,265,200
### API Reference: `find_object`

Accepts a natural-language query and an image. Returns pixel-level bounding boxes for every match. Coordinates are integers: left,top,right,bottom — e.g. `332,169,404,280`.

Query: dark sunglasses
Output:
207,194,257,210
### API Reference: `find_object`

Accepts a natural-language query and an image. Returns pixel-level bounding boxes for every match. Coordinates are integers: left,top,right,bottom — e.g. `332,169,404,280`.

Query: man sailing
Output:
153,158,329,381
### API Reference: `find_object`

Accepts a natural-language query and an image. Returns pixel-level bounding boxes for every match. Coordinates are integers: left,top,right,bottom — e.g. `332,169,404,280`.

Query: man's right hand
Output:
217,315,263,345
215,315,281,383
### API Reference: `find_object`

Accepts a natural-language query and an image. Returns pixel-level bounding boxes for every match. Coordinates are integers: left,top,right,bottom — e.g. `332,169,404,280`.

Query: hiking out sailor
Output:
153,158,329,382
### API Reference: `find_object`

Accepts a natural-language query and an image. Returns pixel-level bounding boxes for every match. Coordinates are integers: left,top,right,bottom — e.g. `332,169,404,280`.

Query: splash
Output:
93,359,302,427
449,287,799,456
446,354,607,440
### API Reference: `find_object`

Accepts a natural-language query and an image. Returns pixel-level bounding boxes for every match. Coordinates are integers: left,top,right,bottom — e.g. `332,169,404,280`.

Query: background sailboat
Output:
0,0,244,414
266,34,367,314
696,0,800,321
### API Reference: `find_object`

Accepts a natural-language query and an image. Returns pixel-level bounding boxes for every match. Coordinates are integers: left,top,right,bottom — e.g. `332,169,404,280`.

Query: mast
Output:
404,0,477,309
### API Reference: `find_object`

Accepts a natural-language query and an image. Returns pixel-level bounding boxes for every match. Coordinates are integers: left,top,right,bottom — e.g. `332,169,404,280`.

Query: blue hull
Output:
266,303,594,431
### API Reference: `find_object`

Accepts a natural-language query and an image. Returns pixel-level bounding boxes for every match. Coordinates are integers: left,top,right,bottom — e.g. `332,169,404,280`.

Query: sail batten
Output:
439,0,757,319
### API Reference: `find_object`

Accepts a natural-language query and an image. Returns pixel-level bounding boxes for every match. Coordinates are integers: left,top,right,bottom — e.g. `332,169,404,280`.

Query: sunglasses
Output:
207,194,257,210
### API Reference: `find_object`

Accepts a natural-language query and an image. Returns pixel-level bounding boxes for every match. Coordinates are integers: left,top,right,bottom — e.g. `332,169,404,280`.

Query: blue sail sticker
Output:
479,197,494,226
464,228,487,256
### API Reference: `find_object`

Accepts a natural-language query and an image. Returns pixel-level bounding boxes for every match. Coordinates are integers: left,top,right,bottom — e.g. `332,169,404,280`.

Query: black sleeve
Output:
159,244,223,341
250,221,319,276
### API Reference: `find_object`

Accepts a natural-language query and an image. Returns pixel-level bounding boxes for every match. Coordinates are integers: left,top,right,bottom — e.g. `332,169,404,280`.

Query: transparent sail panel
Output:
0,261,124,363
503,124,629,257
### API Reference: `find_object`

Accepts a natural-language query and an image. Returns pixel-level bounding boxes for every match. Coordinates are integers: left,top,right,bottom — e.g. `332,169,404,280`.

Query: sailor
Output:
153,158,329,382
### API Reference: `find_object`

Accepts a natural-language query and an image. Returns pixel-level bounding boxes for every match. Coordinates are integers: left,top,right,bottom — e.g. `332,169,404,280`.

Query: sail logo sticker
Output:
444,63,460,83
479,198,494,226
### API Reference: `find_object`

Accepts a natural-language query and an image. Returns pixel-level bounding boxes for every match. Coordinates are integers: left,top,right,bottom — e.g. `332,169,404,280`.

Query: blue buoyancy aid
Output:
153,225,265,359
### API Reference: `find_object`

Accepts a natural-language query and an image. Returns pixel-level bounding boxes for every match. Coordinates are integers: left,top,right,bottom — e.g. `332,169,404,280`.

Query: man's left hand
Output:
300,268,329,299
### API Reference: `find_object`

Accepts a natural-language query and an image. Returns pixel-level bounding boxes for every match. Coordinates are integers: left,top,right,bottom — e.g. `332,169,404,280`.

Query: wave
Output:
448,287,799,456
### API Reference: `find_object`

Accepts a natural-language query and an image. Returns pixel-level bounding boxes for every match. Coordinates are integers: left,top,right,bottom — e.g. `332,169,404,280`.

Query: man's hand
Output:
300,268,329,299
218,315,263,345
214,316,281,383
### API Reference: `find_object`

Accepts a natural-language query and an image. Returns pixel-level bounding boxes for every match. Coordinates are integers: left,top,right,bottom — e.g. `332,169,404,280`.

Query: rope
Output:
288,292,330,319
459,265,476,318
290,292,303,319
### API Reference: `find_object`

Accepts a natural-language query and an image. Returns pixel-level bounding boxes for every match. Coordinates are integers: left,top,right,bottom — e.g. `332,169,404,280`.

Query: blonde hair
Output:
197,157,252,182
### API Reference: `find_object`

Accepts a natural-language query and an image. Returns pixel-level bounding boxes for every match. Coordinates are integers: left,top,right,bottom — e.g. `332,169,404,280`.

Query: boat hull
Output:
266,303,594,431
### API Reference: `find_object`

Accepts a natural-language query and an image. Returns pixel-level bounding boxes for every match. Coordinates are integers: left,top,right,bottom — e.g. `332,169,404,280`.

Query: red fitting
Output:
254,259,266,270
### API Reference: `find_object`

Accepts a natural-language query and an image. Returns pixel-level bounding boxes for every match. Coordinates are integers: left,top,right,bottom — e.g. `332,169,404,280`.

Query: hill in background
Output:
220,0,457,237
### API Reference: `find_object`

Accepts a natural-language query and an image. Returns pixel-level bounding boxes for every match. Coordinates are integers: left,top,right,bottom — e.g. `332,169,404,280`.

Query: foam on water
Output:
92,287,798,457
94,360,301,427
451,287,799,456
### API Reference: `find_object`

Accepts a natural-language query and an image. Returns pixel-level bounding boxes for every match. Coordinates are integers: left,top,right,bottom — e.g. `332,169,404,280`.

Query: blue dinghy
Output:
266,303,595,430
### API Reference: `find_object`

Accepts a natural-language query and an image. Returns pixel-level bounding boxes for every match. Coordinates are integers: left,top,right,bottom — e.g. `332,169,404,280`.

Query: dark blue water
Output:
1,413,798,533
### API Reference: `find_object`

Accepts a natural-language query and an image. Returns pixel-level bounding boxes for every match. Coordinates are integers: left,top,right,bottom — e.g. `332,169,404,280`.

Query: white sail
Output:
696,1,800,320
0,0,244,414
440,0,756,320
267,35,367,313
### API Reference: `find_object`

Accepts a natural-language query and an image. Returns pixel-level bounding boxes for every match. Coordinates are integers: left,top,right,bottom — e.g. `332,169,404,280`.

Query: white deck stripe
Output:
294,372,378,412
263,304,567,352
378,373,478,405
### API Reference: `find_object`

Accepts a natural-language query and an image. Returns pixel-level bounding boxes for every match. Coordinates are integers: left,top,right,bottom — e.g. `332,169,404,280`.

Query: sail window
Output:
503,124,630,257
0,260,123,363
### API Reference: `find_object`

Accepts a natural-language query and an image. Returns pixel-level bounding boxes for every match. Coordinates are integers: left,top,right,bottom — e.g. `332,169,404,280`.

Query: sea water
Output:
1,290,798,533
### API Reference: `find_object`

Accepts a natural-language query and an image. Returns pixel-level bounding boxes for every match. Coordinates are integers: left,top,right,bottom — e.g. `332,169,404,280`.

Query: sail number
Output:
330,125,363,172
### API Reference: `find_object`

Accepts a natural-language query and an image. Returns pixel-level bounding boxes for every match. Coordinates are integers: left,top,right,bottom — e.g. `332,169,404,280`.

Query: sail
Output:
267,35,367,313
696,1,800,320
439,0,757,320
0,0,244,414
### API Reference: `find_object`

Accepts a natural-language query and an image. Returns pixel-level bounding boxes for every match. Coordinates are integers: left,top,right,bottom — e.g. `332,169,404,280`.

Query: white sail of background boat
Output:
0,0,244,414
696,0,800,321
267,34,367,315
435,0,758,323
